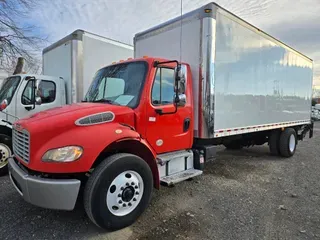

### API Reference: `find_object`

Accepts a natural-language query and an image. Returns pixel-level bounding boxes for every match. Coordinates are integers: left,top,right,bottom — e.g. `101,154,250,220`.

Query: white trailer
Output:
0,30,133,175
135,2,313,152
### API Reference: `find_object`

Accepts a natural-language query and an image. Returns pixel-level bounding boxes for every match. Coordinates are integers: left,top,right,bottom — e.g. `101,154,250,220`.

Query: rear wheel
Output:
279,128,297,158
0,134,12,177
84,153,153,230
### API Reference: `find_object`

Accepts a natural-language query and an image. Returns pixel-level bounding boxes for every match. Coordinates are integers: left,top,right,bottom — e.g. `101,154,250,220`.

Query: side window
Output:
151,68,175,105
39,81,56,104
22,81,34,105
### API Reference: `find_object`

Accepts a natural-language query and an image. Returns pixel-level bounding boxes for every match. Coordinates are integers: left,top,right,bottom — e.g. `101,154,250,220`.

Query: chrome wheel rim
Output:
106,170,144,216
0,143,11,169
289,134,295,153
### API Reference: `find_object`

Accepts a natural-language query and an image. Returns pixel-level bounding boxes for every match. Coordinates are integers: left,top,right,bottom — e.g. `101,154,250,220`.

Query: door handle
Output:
25,106,32,111
183,118,190,132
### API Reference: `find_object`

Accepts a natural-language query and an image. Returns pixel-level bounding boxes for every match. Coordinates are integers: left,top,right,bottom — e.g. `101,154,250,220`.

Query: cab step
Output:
160,169,203,186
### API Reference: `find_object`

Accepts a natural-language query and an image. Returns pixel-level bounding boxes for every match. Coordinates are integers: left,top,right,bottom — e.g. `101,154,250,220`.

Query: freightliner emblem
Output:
14,123,23,131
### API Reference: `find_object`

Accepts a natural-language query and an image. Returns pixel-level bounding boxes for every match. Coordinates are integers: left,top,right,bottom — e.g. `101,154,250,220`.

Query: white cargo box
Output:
43,30,134,104
134,2,313,139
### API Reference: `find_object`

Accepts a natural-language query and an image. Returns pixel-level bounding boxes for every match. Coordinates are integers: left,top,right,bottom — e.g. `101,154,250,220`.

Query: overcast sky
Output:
31,0,320,88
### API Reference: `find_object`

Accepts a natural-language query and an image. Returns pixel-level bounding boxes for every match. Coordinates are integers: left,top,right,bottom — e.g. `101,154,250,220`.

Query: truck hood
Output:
15,103,135,134
22,103,113,123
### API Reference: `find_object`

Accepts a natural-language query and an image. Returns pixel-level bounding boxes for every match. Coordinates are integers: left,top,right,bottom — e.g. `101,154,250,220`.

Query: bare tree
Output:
313,85,320,98
0,0,46,74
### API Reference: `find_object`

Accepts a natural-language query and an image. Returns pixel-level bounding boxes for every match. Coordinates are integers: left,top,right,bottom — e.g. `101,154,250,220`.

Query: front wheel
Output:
84,153,153,230
0,134,12,177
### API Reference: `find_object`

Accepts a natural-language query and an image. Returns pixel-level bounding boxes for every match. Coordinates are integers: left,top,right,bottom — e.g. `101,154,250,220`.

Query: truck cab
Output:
0,74,66,123
8,57,196,230
0,74,65,175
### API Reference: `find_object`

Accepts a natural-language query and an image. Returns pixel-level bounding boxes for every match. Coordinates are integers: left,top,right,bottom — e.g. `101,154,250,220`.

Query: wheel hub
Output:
106,170,144,216
122,186,135,202
289,134,296,152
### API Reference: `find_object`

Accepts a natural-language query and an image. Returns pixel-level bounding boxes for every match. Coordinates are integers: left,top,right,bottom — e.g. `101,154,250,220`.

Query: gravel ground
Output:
1,123,320,240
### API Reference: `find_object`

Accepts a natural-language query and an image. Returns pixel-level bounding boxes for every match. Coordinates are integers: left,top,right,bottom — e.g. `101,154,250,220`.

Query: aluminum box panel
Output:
43,41,73,103
134,2,313,139
82,33,134,101
43,30,133,103
135,18,202,132
213,10,313,132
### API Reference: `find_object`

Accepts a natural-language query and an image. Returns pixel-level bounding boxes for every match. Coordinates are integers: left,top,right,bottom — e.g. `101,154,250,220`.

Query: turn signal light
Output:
0,99,8,111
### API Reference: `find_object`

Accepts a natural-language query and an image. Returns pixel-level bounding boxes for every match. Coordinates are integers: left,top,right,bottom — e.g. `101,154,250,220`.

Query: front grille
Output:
12,127,30,163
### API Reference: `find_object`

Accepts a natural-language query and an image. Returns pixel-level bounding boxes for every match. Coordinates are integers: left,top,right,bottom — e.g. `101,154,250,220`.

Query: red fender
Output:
25,122,160,188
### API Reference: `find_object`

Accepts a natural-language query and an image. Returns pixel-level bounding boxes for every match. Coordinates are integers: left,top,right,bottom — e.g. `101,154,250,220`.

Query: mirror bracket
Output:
153,60,187,115
35,96,42,105
155,109,163,115
25,76,36,81
34,79,42,107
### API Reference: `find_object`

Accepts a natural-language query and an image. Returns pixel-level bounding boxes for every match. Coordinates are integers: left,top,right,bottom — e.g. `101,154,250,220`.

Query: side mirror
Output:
34,79,42,106
174,64,186,95
35,96,42,105
35,79,42,95
174,64,187,108
174,93,187,107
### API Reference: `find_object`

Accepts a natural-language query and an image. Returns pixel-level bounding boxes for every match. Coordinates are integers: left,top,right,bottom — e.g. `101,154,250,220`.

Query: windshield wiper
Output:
91,99,121,105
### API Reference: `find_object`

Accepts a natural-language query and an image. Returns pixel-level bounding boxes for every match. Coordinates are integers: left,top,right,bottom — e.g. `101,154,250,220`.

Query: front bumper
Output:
8,157,81,210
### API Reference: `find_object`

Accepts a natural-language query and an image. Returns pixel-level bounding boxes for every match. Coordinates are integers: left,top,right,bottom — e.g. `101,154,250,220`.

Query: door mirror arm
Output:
155,109,163,115
34,79,42,107
154,60,183,116
29,77,36,110
24,76,42,110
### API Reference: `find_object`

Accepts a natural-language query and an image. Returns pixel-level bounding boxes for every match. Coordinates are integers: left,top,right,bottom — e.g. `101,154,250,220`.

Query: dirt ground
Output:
1,123,320,240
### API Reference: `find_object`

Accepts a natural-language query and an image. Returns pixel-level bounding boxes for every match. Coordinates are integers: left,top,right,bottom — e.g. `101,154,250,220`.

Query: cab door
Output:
145,65,193,154
15,76,64,119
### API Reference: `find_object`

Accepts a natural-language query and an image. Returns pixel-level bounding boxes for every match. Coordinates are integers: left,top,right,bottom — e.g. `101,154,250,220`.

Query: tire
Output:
223,141,243,150
84,153,153,230
0,134,12,177
269,131,280,155
279,128,297,158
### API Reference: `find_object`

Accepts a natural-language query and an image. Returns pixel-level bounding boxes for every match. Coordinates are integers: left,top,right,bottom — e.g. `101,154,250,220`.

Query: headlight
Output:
42,146,83,162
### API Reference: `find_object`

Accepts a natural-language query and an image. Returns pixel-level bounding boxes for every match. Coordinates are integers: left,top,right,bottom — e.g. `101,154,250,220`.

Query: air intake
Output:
75,111,115,126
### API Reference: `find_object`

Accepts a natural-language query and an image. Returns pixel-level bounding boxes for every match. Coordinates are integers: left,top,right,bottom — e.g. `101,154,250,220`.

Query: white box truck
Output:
7,2,314,230
134,2,313,143
0,29,133,175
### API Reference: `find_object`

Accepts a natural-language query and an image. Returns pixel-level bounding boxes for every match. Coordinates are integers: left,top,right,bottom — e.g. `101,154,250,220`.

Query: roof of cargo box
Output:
43,29,133,54
134,2,312,62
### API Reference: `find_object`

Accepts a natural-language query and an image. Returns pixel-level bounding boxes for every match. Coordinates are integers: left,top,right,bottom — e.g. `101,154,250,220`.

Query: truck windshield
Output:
0,76,21,104
84,61,147,108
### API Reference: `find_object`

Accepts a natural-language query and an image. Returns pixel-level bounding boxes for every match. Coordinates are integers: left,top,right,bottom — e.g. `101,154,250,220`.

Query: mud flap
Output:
309,121,314,138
